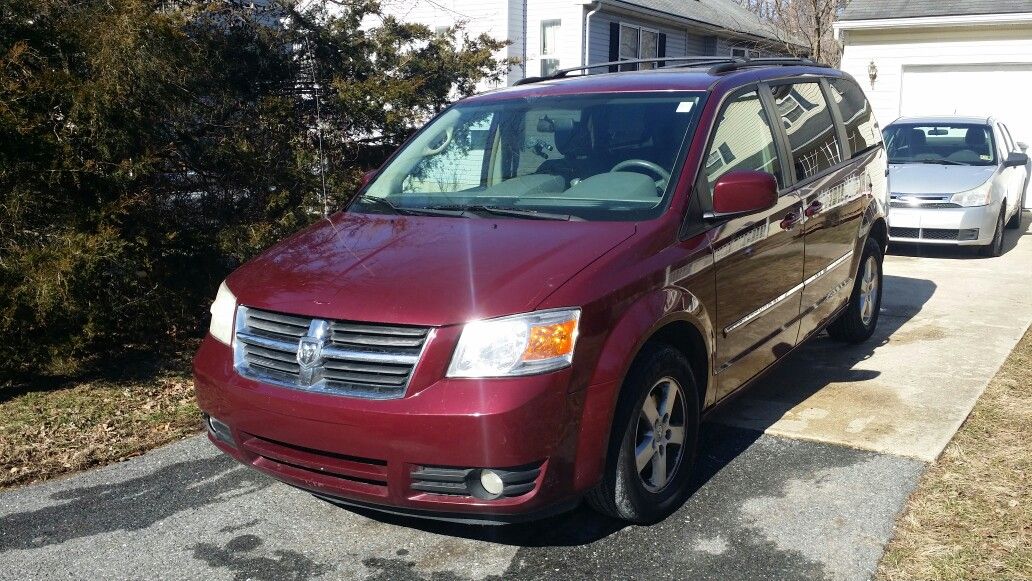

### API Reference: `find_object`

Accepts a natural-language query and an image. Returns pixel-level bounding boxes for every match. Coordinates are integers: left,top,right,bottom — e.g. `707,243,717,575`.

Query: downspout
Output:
583,0,603,68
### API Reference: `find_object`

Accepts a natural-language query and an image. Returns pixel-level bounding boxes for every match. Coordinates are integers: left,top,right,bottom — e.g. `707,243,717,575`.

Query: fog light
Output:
479,470,505,496
205,414,234,445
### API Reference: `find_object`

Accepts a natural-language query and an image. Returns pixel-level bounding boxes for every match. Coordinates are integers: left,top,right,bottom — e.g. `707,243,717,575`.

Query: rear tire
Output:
827,236,883,344
980,210,1006,257
586,343,700,524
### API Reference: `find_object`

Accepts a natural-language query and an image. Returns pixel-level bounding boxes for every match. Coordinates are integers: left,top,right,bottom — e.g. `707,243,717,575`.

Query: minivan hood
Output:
228,212,636,326
888,163,997,194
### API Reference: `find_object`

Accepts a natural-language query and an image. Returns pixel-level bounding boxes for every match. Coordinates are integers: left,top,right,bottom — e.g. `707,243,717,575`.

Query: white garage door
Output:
901,63,1032,207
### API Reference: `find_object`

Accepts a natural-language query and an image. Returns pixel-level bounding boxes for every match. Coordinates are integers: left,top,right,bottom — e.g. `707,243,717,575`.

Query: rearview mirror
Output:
706,171,778,220
1005,152,1029,168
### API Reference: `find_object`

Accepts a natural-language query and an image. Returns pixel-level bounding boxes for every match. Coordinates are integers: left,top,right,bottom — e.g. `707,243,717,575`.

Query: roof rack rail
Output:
511,56,831,86
708,57,831,74
513,56,742,86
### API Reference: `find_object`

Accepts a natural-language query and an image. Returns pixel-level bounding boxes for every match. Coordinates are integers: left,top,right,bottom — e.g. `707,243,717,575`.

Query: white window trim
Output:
618,22,661,69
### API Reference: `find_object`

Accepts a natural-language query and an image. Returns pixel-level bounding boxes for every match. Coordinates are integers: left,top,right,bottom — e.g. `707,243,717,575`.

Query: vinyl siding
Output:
839,23,1032,131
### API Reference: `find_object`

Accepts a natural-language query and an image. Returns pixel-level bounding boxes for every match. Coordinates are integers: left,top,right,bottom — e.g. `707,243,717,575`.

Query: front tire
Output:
586,344,700,524
1006,200,1021,230
827,236,883,344
980,209,1006,257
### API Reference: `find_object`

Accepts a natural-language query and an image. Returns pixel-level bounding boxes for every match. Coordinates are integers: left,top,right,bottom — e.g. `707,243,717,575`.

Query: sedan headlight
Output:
208,281,238,346
447,309,581,377
950,181,993,207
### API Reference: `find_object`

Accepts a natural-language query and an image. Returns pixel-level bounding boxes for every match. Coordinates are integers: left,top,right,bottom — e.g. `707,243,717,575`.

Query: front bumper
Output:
193,335,606,522
888,204,1000,246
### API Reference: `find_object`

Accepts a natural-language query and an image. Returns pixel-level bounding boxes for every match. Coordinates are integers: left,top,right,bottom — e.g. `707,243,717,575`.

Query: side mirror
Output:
360,169,378,188
706,171,778,220
1017,141,1028,152
1005,152,1029,168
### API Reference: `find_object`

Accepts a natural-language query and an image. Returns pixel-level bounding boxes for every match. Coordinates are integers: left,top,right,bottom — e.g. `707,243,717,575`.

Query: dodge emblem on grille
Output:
297,337,323,368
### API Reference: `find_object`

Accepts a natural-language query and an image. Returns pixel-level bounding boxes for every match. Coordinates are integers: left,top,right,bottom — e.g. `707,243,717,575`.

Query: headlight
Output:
447,309,581,378
208,281,237,346
950,182,993,207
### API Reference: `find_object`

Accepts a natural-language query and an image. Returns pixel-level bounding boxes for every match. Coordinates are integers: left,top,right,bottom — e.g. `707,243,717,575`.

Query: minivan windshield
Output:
884,123,997,166
355,92,704,221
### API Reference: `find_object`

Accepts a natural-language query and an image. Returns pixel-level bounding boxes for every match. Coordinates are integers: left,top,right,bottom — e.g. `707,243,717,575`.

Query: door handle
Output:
805,200,824,218
780,211,802,230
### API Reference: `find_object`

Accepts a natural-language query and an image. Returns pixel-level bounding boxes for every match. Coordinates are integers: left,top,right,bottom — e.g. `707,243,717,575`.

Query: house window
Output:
731,47,760,59
618,23,659,71
540,19,561,76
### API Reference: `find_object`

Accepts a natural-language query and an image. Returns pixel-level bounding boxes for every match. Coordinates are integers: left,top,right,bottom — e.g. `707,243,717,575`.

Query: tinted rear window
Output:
771,82,843,181
828,78,881,155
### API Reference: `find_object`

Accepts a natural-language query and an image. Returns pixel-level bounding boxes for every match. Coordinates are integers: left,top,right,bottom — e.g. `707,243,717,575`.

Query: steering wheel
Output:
610,159,671,192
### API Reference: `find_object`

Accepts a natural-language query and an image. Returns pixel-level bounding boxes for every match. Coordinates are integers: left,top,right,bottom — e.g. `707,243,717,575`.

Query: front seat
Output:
536,119,600,186
964,129,989,157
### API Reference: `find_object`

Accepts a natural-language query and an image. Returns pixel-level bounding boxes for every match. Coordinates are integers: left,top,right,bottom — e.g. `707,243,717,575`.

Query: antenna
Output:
305,36,329,217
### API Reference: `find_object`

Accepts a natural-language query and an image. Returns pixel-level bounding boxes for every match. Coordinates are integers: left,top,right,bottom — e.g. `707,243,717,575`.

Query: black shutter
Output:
609,22,620,72
658,33,667,67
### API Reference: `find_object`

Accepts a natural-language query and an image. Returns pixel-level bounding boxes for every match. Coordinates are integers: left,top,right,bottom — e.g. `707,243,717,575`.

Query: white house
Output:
379,0,798,89
835,0,1032,208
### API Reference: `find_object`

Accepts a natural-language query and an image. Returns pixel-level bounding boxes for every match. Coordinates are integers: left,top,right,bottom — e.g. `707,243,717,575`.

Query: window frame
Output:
730,47,760,59
618,22,660,71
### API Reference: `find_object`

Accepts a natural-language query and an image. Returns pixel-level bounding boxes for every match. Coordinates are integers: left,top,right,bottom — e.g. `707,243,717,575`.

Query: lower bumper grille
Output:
890,227,977,241
240,433,389,496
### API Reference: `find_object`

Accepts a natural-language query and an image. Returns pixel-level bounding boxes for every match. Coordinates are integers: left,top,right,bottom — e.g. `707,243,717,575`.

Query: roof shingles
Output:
841,0,1032,21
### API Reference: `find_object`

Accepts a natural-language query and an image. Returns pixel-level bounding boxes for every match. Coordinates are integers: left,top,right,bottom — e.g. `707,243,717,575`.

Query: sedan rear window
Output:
884,124,997,166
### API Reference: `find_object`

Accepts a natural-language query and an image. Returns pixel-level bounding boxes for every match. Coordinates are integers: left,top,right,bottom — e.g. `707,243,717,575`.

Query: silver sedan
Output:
884,116,1027,257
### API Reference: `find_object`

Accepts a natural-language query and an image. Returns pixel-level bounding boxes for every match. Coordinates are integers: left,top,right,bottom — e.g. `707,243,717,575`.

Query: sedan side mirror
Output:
705,171,779,220
1017,141,1028,153
1005,152,1029,168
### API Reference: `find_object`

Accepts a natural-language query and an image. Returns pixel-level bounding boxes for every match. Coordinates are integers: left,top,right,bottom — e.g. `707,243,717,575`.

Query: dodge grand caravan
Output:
194,57,889,524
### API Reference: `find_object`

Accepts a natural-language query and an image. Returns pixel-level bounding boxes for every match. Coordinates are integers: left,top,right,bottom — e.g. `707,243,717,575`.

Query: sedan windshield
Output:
356,92,704,221
884,123,997,166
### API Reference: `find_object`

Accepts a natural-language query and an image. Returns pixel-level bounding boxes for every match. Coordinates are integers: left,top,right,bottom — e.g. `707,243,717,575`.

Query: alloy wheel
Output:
859,255,879,327
634,377,688,493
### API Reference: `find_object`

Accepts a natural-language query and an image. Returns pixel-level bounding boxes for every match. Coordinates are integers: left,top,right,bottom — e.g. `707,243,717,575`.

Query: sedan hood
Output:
889,163,997,194
228,211,636,326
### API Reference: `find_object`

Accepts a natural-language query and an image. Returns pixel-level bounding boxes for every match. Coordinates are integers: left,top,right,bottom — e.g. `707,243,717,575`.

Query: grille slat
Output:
247,318,307,338
234,306,430,400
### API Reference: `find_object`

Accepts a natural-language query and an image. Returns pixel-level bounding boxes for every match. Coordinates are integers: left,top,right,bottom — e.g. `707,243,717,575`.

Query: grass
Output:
0,358,201,489
878,325,1032,580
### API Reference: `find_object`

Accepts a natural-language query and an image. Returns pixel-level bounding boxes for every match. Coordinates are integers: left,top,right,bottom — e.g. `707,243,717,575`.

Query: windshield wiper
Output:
426,204,580,221
353,196,471,217
911,159,970,166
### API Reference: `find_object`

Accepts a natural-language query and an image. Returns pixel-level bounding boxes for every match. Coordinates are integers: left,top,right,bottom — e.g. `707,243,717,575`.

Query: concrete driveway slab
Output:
711,217,1032,461
0,427,923,581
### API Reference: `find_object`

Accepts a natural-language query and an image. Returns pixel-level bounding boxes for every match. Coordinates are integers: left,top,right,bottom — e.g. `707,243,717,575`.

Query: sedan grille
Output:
234,306,431,399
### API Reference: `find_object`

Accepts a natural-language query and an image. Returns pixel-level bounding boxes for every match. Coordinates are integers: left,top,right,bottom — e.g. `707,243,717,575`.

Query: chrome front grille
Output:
889,193,960,209
234,306,431,399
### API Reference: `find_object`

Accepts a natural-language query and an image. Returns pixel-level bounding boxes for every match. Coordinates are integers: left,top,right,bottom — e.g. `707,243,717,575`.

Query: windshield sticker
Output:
980,155,991,161
676,101,695,113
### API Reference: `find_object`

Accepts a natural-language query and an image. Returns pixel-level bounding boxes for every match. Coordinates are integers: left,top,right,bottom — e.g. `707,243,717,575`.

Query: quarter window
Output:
772,82,842,181
827,78,880,156
703,90,782,198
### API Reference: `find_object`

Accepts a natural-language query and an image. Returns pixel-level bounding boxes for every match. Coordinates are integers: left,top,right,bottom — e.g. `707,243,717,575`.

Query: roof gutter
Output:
834,12,1032,39
583,1,603,67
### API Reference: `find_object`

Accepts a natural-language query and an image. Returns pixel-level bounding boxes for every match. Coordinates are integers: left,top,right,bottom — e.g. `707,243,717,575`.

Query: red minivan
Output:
194,58,888,524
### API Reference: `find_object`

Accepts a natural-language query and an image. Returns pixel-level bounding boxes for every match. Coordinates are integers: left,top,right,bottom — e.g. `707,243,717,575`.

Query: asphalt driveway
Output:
1,216,1029,581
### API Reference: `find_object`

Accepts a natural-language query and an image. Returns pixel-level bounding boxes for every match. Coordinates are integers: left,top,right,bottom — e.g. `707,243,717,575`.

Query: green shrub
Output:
0,0,510,374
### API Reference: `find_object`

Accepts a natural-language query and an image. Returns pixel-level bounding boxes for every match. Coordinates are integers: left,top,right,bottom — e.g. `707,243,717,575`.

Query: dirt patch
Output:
887,321,949,346
877,325,1032,580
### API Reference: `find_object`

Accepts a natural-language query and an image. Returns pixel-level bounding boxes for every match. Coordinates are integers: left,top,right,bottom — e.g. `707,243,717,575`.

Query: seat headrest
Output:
554,118,591,157
908,128,926,147
965,129,988,149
